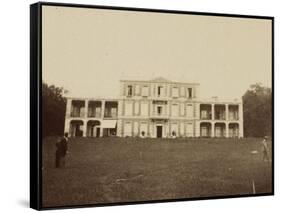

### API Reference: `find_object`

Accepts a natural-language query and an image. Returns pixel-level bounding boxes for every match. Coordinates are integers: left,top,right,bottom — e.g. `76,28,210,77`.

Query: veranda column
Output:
211,104,215,120
64,119,70,135
225,104,229,138
65,98,72,117
211,122,215,137
225,122,229,138
101,100,105,119
239,102,244,137
64,98,72,135
225,104,229,120
100,100,105,137
82,120,87,137
84,99,88,118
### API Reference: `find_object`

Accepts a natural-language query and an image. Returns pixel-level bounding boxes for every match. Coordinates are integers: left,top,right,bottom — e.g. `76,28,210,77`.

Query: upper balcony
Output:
70,100,85,117
229,105,239,120
88,101,101,118
214,104,226,120
104,101,118,119
68,99,118,119
199,103,240,121
200,104,212,120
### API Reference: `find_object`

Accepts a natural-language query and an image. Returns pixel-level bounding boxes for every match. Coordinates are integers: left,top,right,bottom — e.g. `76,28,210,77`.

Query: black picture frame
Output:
30,1,274,210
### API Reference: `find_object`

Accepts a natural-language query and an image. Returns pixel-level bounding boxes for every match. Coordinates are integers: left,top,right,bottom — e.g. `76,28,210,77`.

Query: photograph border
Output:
30,1,274,210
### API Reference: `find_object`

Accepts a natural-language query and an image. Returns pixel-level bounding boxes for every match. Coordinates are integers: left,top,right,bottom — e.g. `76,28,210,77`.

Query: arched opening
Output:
200,122,211,137
70,120,84,137
87,120,101,137
229,123,239,138
215,122,226,137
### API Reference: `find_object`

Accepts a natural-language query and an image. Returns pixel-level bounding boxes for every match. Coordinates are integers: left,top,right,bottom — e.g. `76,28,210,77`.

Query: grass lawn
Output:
42,137,272,207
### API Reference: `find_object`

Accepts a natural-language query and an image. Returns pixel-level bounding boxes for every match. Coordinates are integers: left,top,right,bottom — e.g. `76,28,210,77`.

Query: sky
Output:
42,6,272,100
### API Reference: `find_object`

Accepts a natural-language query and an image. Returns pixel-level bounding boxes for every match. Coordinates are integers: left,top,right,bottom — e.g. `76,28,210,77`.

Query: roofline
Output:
66,97,119,101
119,79,200,85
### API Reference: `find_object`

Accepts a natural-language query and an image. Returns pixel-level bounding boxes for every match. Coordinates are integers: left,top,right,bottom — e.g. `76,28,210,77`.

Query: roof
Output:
120,77,200,85
150,77,172,83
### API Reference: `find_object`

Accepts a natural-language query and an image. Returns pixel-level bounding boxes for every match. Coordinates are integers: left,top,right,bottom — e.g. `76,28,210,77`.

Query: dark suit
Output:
55,137,68,168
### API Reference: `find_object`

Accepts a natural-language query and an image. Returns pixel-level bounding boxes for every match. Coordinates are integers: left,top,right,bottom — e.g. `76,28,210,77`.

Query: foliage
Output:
42,82,67,137
242,83,272,137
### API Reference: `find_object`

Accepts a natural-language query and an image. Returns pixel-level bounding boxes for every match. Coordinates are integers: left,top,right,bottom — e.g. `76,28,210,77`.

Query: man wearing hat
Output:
261,136,270,162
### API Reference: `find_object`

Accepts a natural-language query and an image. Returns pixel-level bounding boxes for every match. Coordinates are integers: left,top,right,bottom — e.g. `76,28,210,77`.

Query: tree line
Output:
42,82,272,138
42,82,66,137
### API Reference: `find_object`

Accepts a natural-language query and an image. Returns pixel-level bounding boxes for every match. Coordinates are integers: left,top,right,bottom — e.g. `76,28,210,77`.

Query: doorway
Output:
156,126,163,138
96,127,100,137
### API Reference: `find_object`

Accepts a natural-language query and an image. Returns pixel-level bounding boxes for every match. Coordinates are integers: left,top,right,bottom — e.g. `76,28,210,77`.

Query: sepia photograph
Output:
31,2,273,209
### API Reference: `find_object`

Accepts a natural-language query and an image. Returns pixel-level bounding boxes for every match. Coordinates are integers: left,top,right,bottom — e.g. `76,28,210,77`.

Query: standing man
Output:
261,136,270,162
55,133,69,168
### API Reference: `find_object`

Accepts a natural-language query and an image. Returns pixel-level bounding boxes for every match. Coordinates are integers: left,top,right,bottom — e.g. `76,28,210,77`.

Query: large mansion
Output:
64,78,243,138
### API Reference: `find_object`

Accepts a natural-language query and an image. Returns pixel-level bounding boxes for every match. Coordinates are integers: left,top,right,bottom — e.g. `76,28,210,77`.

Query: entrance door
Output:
96,127,100,138
156,126,163,138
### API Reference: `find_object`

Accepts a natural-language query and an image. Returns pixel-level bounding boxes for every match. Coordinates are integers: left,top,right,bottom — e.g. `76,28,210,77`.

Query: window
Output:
135,85,140,95
171,104,179,117
125,101,133,116
186,104,193,118
124,122,132,137
172,87,179,98
186,123,193,137
158,86,164,96
180,86,185,97
180,103,185,116
188,88,192,98
134,101,140,115
142,86,149,97
127,85,133,96
140,102,149,116
157,106,162,115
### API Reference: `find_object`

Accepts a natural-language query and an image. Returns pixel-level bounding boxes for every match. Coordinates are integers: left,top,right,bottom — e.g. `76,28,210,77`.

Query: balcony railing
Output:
71,112,84,118
104,114,117,118
88,112,101,118
200,114,212,120
150,113,169,119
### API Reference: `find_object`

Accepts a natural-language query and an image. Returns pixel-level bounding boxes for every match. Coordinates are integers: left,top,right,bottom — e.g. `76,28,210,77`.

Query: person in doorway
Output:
55,133,69,168
261,136,270,162
171,131,177,139
140,131,146,139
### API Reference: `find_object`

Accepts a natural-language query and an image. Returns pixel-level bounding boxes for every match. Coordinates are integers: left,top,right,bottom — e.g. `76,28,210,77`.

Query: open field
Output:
42,137,272,207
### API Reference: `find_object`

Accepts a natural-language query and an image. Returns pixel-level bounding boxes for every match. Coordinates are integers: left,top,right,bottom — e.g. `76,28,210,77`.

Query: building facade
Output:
64,78,243,138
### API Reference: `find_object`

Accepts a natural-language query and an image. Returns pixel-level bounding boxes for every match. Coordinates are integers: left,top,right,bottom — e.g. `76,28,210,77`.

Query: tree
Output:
42,82,67,137
242,83,272,137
